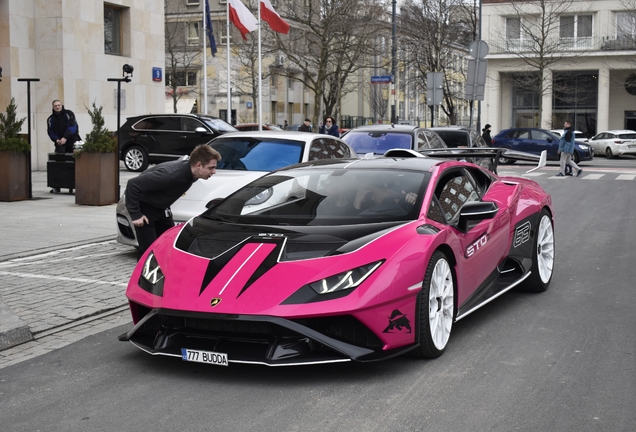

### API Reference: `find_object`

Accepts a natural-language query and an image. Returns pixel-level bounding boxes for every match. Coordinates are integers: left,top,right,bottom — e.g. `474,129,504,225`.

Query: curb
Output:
0,235,116,263
0,302,33,350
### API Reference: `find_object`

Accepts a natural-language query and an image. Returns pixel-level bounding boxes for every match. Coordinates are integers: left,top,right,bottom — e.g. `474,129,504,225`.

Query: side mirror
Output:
195,127,210,135
457,201,498,232
547,137,553,142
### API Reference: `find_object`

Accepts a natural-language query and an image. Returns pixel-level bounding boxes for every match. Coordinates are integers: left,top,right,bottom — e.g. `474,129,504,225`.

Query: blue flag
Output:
204,0,217,56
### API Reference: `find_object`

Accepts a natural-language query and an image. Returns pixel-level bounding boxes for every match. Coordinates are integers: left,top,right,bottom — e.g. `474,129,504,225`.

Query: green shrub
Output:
0,97,30,153
75,102,116,157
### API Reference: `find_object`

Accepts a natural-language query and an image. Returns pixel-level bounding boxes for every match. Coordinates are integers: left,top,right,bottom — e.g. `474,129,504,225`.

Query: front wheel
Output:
572,151,580,164
124,146,149,172
519,209,554,292
411,251,455,359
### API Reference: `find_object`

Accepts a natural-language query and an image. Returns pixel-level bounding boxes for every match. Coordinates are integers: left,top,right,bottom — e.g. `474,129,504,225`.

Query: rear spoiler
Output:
382,147,547,174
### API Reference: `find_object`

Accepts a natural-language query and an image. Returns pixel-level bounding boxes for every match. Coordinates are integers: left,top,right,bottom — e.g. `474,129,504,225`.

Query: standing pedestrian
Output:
125,144,221,260
283,120,290,130
556,121,582,177
319,116,340,137
298,118,312,132
481,124,492,144
47,99,81,194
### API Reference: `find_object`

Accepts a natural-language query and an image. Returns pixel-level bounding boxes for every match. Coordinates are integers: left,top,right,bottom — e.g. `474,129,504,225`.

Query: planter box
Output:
0,151,29,202
75,152,118,206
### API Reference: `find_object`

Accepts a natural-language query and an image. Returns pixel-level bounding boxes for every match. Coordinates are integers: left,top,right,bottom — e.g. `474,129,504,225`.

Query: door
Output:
180,117,214,155
531,129,558,159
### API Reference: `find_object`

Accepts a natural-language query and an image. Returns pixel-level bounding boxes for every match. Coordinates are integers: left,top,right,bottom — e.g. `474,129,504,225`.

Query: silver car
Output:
116,131,357,247
587,130,636,159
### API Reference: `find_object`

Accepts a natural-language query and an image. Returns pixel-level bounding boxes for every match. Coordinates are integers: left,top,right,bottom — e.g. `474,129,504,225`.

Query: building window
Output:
505,17,533,51
506,17,520,40
560,15,592,49
218,21,231,44
167,71,197,87
187,0,200,5
104,6,122,54
188,22,200,46
617,12,636,39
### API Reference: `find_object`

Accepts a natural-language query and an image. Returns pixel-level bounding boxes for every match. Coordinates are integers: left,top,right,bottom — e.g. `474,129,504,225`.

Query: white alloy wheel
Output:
428,257,454,350
536,213,555,284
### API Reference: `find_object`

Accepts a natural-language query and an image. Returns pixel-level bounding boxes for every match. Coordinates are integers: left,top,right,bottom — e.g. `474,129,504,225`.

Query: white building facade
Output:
482,0,636,137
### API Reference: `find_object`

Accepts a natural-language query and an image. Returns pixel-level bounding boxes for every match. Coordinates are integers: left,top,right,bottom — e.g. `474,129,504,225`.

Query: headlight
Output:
246,187,273,205
309,261,383,295
138,252,165,296
578,144,590,150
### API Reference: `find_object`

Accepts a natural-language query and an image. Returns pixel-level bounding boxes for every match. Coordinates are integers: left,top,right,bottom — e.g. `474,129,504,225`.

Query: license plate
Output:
181,348,228,366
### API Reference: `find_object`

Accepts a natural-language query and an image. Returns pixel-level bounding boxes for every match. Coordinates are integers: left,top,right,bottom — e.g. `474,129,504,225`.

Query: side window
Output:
182,118,206,132
434,171,480,223
427,197,446,224
532,130,551,141
309,139,352,160
309,139,326,160
515,130,530,139
425,132,446,149
504,130,517,138
417,131,430,149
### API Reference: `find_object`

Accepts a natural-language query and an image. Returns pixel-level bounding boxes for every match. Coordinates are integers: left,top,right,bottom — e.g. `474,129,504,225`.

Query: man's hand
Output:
132,215,149,227
402,191,417,205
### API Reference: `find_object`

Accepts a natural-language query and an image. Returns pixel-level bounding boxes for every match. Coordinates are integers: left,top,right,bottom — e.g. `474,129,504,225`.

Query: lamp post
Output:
108,64,133,197
391,0,397,124
17,77,40,199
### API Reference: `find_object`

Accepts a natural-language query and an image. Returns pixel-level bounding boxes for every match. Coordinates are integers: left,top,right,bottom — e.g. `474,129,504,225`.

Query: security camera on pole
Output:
108,64,134,196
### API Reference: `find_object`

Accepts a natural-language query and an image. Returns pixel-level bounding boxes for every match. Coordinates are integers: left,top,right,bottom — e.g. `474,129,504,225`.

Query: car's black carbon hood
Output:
175,216,406,261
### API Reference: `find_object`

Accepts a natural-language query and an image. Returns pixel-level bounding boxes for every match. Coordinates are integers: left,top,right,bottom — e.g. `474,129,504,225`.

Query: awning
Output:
165,97,196,114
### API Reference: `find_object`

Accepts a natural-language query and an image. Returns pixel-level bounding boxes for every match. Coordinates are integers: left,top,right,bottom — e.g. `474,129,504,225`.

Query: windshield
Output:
202,117,238,133
204,168,428,226
618,133,636,139
342,131,413,154
210,137,305,171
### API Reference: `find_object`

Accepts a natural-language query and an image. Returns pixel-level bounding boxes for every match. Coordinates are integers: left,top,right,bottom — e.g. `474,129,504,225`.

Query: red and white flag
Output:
228,0,258,40
260,0,290,34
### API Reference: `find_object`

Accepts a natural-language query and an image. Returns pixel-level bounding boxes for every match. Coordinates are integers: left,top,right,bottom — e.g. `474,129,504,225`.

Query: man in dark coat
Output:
298,118,312,132
125,145,221,260
47,100,81,154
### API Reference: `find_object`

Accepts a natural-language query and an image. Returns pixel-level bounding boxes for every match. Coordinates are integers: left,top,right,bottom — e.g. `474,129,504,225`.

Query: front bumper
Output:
119,305,414,366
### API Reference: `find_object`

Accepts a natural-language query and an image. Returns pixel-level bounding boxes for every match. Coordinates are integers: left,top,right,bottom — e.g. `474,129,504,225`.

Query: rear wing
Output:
381,147,547,174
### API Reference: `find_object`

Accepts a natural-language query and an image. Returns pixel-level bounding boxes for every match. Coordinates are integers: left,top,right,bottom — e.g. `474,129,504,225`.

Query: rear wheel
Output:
519,209,554,292
605,147,615,159
124,146,149,172
411,251,455,359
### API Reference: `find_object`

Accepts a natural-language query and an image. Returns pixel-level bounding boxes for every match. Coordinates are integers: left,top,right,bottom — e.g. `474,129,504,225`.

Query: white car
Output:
587,130,636,159
549,129,587,140
116,131,357,247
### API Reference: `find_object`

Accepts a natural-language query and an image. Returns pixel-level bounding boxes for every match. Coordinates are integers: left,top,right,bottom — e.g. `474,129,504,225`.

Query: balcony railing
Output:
487,36,636,54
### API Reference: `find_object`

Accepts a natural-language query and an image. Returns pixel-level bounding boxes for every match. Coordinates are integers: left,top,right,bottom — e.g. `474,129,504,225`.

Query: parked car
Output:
119,149,554,366
550,129,587,140
491,127,593,164
116,131,357,247
119,114,237,172
234,123,284,132
425,126,495,171
340,124,447,155
587,130,636,158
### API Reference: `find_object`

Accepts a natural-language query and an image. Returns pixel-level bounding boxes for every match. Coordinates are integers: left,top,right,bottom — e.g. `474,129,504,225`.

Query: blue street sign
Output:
371,75,392,84
152,67,162,82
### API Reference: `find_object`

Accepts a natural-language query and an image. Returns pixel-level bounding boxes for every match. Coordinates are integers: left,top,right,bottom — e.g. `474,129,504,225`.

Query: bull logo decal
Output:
383,310,412,333
210,298,222,307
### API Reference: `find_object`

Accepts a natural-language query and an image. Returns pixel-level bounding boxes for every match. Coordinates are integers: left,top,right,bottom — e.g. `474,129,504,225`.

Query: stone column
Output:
597,67,610,133
540,68,553,129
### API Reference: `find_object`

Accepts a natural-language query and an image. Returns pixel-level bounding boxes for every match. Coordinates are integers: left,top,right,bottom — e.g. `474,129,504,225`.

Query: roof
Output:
215,131,346,141
281,153,443,172
346,124,418,133
596,130,636,134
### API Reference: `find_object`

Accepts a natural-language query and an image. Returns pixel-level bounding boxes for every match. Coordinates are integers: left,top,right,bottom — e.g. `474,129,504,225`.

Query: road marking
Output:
0,271,127,287
582,173,604,180
616,174,636,180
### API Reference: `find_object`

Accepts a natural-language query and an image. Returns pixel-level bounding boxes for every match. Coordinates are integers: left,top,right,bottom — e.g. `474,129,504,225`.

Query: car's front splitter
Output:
119,307,416,366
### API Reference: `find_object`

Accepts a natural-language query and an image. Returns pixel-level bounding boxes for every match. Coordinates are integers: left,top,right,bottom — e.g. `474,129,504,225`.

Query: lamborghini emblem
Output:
210,298,222,307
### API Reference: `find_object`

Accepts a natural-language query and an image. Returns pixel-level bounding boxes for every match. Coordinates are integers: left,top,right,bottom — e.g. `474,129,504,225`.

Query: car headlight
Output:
138,252,165,296
309,261,383,295
578,144,590,151
246,187,273,205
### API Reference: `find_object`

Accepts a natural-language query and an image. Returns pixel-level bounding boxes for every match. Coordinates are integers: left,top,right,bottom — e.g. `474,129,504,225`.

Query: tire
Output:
605,147,615,159
519,209,554,292
411,251,455,359
124,146,149,172
572,151,580,164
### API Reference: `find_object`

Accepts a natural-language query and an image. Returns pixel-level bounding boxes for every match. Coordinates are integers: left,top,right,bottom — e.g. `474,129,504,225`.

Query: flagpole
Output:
226,3,231,125
258,4,262,131
203,4,208,114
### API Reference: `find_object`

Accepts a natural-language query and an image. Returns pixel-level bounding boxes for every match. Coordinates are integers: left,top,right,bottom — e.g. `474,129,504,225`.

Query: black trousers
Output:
136,203,175,260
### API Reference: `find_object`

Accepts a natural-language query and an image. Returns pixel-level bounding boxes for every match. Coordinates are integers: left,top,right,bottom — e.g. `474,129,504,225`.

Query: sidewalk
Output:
0,168,139,352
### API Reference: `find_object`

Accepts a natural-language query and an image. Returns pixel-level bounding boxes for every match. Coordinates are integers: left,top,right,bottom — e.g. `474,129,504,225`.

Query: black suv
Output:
118,114,237,171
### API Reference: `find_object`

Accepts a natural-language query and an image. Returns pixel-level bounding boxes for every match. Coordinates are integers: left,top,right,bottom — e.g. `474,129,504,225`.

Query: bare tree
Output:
494,0,587,128
273,0,384,127
165,0,204,113
399,0,474,125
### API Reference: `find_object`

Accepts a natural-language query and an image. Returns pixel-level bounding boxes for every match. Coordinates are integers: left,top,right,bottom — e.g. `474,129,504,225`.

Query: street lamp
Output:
108,64,134,196
0,66,3,82
17,77,41,199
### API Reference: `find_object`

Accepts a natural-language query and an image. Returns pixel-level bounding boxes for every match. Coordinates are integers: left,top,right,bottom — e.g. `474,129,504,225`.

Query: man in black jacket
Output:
298,118,312,132
125,145,222,259
47,100,81,193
